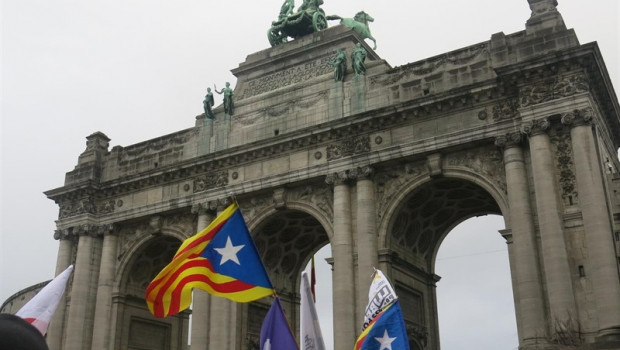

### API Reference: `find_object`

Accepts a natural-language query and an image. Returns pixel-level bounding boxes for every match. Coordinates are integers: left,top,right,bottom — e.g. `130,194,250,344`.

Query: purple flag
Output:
260,297,299,350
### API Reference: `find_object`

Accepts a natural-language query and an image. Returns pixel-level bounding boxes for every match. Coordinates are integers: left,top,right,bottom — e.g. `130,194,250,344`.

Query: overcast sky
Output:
1,1,618,350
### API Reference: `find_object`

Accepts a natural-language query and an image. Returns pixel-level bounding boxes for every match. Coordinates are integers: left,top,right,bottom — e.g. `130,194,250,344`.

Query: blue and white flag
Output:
354,300,410,350
260,297,299,350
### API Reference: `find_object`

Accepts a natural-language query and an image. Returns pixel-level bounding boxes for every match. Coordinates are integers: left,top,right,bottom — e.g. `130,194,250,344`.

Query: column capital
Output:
522,118,551,136
561,108,594,128
349,166,374,181
191,202,217,216
499,229,513,244
54,228,75,240
495,132,523,150
325,170,352,186
73,223,108,238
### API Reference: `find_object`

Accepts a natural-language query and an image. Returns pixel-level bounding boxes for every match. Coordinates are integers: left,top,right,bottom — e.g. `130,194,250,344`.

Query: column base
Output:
595,328,620,349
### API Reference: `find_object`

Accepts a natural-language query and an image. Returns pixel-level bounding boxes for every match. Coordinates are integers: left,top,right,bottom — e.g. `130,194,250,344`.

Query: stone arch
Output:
378,168,508,252
247,200,334,240
111,226,191,350
242,206,331,350
378,170,509,350
114,226,188,293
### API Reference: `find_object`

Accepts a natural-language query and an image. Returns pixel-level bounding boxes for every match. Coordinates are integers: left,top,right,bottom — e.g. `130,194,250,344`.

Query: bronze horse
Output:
327,11,377,49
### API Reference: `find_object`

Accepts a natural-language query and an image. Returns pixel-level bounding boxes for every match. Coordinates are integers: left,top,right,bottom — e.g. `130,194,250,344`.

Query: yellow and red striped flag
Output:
146,202,274,317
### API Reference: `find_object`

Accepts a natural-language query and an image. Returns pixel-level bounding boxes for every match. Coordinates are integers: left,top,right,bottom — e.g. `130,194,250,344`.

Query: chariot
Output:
268,6,328,47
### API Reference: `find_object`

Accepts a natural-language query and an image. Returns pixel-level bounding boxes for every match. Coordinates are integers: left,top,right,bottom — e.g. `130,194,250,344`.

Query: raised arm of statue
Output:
214,82,234,116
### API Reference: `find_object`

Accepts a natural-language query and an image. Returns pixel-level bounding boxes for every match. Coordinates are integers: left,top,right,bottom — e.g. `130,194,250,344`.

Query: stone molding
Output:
522,118,551,136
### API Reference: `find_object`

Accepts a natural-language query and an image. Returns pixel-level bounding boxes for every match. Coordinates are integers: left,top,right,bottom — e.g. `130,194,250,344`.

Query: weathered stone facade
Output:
7,1,618,349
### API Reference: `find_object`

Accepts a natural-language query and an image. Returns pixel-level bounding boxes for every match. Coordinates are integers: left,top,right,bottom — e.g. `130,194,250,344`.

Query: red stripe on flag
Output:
174,218,227,258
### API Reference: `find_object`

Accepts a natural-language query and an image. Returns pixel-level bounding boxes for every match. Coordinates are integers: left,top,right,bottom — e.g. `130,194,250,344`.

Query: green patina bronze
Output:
326,11,377,50
268,0,328,47
214,82,234,116
328,49,347,82
203,88,215,119
351,43,367,76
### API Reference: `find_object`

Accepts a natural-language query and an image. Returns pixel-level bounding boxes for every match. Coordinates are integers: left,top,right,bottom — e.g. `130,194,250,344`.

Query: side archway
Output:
111,229,189,350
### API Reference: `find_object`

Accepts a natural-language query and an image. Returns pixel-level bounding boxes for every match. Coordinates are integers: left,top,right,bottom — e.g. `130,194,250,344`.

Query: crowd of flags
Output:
13,201,411,350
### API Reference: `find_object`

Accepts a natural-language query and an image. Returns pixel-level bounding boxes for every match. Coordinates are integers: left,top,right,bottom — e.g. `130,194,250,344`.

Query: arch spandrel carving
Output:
375,162,428,221
115,214,195,290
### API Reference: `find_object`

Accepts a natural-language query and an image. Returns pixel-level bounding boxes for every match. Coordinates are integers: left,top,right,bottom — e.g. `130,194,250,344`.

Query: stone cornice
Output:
46,82,502,206
495,43,620,147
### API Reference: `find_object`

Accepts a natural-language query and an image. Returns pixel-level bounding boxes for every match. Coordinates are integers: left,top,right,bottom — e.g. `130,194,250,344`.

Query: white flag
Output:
16,265,74,335
300,271,326,350
362,269,397,330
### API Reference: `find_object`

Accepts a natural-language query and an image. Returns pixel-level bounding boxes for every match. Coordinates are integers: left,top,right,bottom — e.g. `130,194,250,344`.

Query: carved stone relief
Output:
290,185,333,224
375,162,427,220
492,98,519,121
370,44,489,87
549,124,578,204
193,171,229,193
117,213,195,263
239,55,334,100
445,147,507,194
326,135,371,161
519,73,589,107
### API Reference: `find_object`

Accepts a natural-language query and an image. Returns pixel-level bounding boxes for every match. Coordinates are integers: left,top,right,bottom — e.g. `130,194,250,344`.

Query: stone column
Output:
191,203,216,350
91,225,118,350
47,230,75,350
326,171,356,350
523,118,577,326
562,109,620,341
208,199,236,350
352,166,378,325
496,133,548,345
64,225,103,350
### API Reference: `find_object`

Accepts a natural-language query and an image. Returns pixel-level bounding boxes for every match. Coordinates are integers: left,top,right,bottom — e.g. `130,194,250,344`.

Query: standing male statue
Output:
203,87,215,119
329,49,347,82
214,82,234,116
351,43,367,76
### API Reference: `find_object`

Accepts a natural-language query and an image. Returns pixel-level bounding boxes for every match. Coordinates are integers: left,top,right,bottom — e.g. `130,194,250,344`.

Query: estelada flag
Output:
353,301,410,350
146,202,275,317
16,264,74,335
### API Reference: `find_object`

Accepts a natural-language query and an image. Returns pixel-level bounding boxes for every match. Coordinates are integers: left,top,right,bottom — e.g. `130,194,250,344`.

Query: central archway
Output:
383,177,506,350
244,208,331,350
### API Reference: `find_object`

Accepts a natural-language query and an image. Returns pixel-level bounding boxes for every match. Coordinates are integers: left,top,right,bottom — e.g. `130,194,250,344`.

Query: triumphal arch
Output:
39,0,620,349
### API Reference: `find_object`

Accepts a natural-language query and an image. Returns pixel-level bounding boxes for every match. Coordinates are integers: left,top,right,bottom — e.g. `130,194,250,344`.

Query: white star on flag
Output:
214,236,245,265
374,330,396,350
